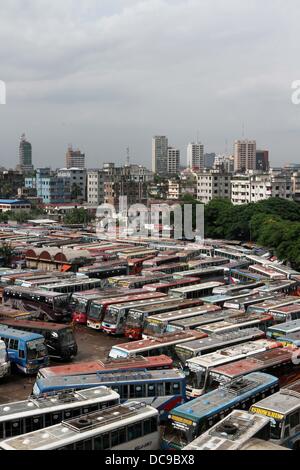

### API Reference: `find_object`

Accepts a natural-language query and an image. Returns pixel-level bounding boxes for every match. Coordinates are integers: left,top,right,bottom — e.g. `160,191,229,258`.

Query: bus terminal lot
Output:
0,325,130,404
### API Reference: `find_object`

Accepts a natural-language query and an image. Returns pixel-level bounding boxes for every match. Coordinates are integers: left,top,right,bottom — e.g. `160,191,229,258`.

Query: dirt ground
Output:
0,325,130,404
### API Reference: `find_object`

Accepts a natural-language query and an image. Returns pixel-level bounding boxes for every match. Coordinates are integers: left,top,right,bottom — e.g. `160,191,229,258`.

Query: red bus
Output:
87,291,167,330
209,347,300,388
71,287,154,324
37,354,173,380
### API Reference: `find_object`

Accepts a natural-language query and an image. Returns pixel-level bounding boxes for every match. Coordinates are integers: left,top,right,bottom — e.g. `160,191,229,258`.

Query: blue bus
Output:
0,327,49,375
33,368,186,420
162,372,279,449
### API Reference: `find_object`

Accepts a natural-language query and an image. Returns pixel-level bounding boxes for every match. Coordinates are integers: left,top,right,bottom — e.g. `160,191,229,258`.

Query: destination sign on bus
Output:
249,406,284,421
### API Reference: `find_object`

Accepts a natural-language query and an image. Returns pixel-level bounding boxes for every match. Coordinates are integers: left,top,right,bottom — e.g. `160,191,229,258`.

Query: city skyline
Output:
1,1,300,168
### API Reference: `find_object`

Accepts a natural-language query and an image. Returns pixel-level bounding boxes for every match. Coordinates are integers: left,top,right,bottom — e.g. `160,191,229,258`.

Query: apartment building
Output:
231,173,293,205
196,170,232,203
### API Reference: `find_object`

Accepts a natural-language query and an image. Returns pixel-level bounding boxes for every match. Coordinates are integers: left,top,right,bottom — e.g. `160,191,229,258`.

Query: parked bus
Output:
209,348,300,388
247,296,300,315
33,369,186,419
142,262,190,276
267,319,300,340
143,255,181,268
250,380,300,450
37,355,174,380
276,332,300,348
41,278,103,294
87,292,167,331
170,282,224,300
0,401,159,451
196,313,274,335
212,282,265,296
78,264,129,280
249,265,286,281
0,340,10,379
162,372,279,450
167,309,242,334
142,305,221,339
173,267,225,283
71,287,155,324
0,386,119,440
174,328,265,363
124,298,204,340
185,339,280,398
142,277,200,294
229,269,267,284
108,274,172,289
213,248,247,261
183,410,272,450
0,320,78,361
0,326,48,375
256,280,298,296
101,295,170,335
223,293,275,311
2,286,71,322
109,331,207,360
201,290,254,308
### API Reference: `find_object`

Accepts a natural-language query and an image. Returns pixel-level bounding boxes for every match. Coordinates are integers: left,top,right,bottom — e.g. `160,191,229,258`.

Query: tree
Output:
64,208,91,225
0,241,13,265
71,183,83,201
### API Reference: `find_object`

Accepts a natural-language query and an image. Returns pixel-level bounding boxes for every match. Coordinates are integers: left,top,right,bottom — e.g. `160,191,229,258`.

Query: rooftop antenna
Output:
225,138,228,155
126,147,130,166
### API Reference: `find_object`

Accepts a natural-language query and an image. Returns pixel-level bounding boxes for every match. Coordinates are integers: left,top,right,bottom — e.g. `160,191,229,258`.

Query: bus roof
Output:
210,348,294,380
170,372,278,422
37,368,185,389
112,331,207,352
40,355,173,377
0,402,157,451
0,319,70,331
251,380,300,417
170,282,223,295
183,410,271,451
249,296,300,312
271,303,300,314
145,304,220,323
268,319,300,333
186,339,280,371
0,326,44,342
0,387,118,422
128,298,203,313
3,286,69,298
175,328,264,353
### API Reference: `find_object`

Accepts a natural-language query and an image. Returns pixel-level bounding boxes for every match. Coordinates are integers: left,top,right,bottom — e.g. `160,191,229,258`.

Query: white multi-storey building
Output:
187,142,204,170
87,169,105,205
231,173,293,205
196,170,232,204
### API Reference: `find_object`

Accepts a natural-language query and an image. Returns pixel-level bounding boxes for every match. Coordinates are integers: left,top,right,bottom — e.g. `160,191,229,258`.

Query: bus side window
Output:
290,412,300,429
147,384,156,397
9,339,19,351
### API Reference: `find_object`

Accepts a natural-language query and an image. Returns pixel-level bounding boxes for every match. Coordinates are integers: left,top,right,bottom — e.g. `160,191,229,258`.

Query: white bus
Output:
185,339,280,398
0,387,119,440
169,282,223,299
0,402,159,451
183,410,271,450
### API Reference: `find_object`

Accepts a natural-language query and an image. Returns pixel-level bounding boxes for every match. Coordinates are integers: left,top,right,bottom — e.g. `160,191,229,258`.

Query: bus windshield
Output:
126,311,142,328
27,339,47,360
103,308,119,325
73,299,88,314
88,303,102,320
53,295,70,310
269,418,283,440
143,320,163,337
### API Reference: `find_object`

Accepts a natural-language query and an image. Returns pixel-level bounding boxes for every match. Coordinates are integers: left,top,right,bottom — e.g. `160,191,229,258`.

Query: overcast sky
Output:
0,0,300,169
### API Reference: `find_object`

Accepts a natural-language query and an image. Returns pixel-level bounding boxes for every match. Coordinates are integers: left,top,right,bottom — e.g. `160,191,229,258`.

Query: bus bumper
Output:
87,321,102,330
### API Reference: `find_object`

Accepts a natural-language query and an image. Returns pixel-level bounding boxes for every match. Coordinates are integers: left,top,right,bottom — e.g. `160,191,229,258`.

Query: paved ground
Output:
0,325,130,404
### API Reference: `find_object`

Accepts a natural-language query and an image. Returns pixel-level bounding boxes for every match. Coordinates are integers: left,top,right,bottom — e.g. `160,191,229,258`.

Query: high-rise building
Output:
152,136,168,175
19,134,33,173
256,150,269,171
234,140,256,172
204,153,216,169
66,146,85,169
167,147,180,175
187,142,204,170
